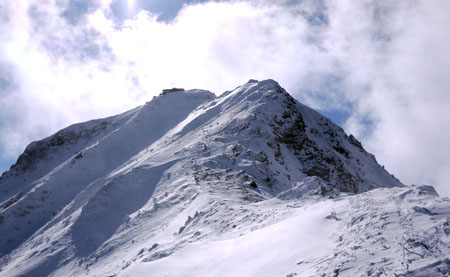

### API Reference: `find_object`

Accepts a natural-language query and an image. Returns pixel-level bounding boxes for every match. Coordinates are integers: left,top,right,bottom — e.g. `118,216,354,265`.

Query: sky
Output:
0,0,449,196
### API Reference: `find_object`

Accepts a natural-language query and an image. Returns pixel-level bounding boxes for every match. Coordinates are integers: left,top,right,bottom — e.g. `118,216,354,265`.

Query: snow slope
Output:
0,79,448,276
121,185,450,277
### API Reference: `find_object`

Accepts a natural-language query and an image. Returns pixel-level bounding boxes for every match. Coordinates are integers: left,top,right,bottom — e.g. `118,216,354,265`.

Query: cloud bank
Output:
0,0,449,195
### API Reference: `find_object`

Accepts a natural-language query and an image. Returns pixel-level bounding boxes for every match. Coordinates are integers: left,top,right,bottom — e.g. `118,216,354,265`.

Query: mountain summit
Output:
0,80,449,276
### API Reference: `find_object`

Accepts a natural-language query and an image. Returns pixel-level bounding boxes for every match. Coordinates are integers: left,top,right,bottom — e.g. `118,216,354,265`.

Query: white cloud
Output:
0,0,449,195
360,1,450,196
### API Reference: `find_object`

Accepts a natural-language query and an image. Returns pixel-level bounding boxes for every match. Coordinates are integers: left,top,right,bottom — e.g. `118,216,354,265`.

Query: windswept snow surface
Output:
0,80,449,276
122,185,450,277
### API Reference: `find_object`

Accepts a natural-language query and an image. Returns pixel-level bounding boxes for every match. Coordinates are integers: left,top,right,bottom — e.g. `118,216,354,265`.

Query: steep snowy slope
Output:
0,89,214,254
0,79,448,276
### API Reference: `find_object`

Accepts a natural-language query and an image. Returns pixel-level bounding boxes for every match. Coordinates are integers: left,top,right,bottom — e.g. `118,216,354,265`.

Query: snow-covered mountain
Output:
0,79,449,276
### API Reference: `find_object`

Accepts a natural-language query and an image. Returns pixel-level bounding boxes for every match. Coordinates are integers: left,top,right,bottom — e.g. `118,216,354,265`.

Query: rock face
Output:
0,80,448,277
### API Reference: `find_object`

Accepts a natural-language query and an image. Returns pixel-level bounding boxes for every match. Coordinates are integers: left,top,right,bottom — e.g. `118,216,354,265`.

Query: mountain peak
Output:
4,80,446,277
154,88,215,101
236,78,281,95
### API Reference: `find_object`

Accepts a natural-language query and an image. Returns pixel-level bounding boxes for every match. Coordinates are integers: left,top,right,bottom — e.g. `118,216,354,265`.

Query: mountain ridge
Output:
0,79,448,276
